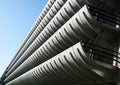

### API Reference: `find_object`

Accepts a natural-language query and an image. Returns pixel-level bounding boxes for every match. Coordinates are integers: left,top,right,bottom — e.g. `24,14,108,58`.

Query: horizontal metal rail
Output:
89,5,120,28
82,41,120,64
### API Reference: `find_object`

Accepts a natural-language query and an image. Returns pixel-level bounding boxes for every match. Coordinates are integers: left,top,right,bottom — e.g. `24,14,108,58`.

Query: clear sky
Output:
0,0,48,77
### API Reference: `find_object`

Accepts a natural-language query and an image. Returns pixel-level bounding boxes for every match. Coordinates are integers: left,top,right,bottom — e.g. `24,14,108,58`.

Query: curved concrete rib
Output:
6,0,56,73
6,42,116,85
5,5,118,84
5,0,67,77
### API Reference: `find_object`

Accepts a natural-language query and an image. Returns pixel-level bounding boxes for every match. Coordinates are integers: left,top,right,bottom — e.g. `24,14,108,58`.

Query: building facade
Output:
1,0,120,85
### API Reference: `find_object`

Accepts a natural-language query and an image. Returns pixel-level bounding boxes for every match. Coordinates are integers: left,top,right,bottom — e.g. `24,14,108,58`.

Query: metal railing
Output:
82,41,120,66
89,5,120,28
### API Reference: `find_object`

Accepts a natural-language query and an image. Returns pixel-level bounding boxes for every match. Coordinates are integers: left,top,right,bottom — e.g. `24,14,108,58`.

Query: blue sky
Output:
0,0,48,77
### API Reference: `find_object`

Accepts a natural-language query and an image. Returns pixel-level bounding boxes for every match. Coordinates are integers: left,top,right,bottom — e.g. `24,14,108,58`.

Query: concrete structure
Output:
1,0,120,85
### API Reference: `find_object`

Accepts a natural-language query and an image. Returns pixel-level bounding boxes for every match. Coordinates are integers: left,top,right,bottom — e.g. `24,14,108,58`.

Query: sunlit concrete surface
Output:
1,0,120,85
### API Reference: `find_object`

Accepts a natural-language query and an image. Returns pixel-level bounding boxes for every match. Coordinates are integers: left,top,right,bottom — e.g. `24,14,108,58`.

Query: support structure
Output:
1,0,120,85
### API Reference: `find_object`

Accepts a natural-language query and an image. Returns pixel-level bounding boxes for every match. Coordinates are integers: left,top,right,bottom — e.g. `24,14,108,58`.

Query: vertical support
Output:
116,40,120,85
117,43,120,68
1,81,5,85
116,68,120,85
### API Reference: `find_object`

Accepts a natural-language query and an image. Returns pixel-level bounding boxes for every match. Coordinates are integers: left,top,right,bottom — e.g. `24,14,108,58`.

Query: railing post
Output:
116,41,120,85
